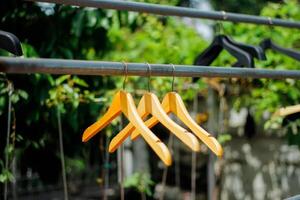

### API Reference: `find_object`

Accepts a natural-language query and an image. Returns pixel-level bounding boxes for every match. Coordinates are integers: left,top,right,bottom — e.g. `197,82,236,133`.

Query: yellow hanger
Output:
273,104,300,117
109,63,200,153
112,64,223,157
82,91,172,166
130,92,223,157
82,63,172,166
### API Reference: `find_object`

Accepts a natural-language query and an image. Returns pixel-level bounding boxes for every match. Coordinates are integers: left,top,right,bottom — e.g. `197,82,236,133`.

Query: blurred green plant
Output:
124,172,154,200
217,134,232,144
46,75,103,112
0,167,14,183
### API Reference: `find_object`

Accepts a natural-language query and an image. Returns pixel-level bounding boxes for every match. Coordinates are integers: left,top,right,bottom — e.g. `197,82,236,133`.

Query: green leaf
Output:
55,75,71,85
73,77,89,87
0,169,14,183
218,134,232,144
18,90,29,100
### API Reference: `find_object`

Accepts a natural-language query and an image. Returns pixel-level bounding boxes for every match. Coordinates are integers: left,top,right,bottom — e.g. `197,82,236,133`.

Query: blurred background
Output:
1,0,300,199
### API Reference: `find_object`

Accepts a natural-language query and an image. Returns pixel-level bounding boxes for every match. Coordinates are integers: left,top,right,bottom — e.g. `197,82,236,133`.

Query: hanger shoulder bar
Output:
120,92,172,166
273,104,300,117
222,37,254,68
82,91,122,142
144,92,200,152
224,35,266,60
130,113,168,140
271,42,300,61
165,92,223,156
109,95,149,153
109,123,136,153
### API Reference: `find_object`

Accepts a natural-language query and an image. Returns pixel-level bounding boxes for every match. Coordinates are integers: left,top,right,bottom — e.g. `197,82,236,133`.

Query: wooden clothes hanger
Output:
273,104,300,117
109,63,200,153
110,64,223,157
82,63,172,166
133,65,223,156
130,92,223,157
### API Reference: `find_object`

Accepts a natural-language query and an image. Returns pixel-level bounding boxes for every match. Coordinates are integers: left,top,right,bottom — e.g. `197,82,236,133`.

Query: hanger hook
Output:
221,11,227,34
146,62,151,92
122,61,128,90
221,11,228,21
267,17,274,37
268,17,273,26
216,11,227,35
171,63,175,92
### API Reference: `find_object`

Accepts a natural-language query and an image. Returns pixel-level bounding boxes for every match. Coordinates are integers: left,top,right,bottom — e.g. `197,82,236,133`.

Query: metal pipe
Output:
1,57,300,79
27,0,300,29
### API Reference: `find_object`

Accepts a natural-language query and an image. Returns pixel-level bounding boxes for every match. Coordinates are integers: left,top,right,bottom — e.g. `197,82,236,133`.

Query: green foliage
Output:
65,157,85,174
103,15,207,100
124,172,155,196
46,75,102,113
264,116,283,130
0,138,14,183
216,0,300,141
217,134,232,144
0,169,14,183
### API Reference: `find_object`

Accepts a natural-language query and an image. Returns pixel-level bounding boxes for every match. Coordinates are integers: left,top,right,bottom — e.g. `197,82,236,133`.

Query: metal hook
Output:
216,11,227,35
146,62,151,92
268,17,273,25
171,63,175,92
122,61,128,90
221,11,227,20
268,17,274,37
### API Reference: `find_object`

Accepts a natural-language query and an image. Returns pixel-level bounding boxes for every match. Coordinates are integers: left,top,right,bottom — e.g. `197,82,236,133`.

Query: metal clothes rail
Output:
1,57,300,79
27,0,300,29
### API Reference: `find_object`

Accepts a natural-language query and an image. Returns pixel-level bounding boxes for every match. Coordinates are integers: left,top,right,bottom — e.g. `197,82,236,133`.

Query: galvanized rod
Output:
1,57,300,79
27,0,300,29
